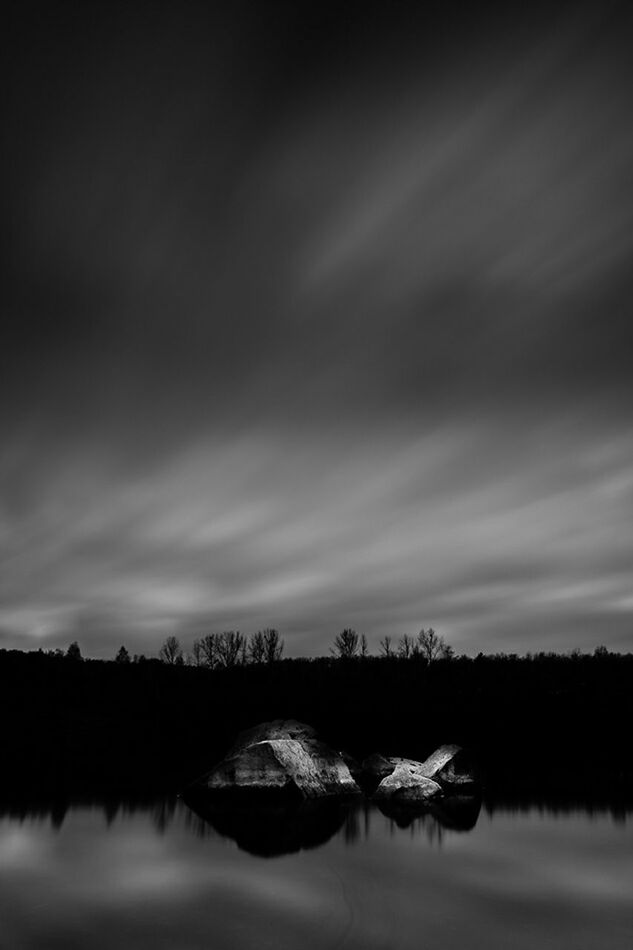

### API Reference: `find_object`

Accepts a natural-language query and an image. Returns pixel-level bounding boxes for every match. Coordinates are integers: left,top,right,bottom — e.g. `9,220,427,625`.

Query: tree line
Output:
49,626,617,668
56,628,284,668
332,627,454,662
49,626,454,667
162,629,284,667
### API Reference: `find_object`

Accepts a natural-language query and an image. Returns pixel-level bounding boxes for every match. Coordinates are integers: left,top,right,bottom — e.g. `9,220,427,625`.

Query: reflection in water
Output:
1,794,632,950
0,794,181,835
377,794,482,836
184,793,481,855
0,790,630,841
183,794,352,857
0,792,483,855
485,796,632,827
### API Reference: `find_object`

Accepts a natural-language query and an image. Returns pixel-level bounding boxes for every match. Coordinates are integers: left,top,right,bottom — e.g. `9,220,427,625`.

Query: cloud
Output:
1,2,632,654
1,413,632,655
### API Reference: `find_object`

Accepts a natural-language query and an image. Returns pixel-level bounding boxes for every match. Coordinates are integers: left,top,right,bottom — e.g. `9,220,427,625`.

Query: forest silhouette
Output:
1,635,632,806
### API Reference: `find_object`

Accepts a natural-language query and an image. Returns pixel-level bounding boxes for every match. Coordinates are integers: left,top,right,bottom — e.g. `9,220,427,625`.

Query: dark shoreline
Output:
2,646,632,806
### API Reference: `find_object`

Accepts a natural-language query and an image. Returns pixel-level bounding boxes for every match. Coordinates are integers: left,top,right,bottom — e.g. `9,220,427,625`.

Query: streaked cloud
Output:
2,2,632,655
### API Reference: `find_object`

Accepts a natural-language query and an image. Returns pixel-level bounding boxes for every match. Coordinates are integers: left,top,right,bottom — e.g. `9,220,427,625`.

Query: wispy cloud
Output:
2,2,632,655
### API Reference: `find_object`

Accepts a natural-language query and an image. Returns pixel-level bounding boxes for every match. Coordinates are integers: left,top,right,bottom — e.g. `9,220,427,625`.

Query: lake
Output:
1,796,632,949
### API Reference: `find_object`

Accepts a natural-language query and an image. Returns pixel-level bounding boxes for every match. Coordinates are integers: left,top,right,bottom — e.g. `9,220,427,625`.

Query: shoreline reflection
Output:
0,790,631,844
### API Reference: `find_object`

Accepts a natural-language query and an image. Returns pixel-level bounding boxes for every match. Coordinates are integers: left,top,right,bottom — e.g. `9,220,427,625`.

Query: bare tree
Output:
248,631,266,664
159,635,183,665
190,639,206,667
417,627,452,663
200,633,217,668
359,633,368,658
379,635,394,658
397,634,416,659
331,628,359,659
263,628,284,663
215,631,244,668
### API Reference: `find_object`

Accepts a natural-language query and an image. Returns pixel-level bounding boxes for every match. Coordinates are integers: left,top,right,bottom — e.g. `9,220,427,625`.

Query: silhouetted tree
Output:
215,631,244,668
115,645,131,664
248,631,266,664
397,634,416,659
379,635,394,658
159,635,183,665
263,628,284,663
359,633,368,658
200,634,217,668
417,627,451,663
331,629,359,659
66,641,82,661
190,639,206,667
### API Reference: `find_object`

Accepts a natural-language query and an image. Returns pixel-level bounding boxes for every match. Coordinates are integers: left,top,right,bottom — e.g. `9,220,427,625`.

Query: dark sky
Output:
2,0,633,657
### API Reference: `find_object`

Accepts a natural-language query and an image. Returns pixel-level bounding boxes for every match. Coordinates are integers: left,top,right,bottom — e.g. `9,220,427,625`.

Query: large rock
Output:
191,720,361,800
227,719,317,754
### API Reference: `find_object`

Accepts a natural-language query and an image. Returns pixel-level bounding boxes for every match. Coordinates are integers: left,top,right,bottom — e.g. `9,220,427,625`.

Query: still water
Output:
1,796,631,950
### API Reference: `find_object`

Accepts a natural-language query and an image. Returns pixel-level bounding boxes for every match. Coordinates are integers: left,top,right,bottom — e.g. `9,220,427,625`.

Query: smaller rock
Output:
361,753,396,781
369,744,477,804
419,744,477,788
373,761,443,802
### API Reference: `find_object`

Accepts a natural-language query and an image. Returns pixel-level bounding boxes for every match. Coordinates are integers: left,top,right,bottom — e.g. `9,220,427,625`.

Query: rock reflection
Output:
377,794,482,846
181,792,482,856
182,793,352,857
1,791,631,851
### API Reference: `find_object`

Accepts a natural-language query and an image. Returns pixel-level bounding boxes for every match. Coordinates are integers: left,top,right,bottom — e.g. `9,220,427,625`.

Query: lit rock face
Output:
194,720,361,800
373,761,443,802
418,744,476,788
371,744,476,803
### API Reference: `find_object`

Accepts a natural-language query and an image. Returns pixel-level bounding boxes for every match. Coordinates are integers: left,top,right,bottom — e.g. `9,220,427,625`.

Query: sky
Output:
2,0,633,658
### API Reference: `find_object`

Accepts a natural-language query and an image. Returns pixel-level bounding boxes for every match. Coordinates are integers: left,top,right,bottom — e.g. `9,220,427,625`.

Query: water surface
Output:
1,797,631,949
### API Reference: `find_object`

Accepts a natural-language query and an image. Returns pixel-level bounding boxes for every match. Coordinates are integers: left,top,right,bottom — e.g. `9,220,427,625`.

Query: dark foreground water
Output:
1,796,632,950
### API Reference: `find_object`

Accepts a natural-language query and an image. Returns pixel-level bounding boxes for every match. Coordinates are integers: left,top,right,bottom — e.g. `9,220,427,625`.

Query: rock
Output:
370,745,477,803
373,760,443,802
339,749,363,783
358,752,397,794
191,720,361,800
362,753,396,781
418,744,477,788
374,759,442,804
227,719,317,755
